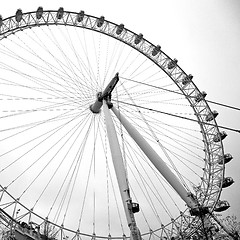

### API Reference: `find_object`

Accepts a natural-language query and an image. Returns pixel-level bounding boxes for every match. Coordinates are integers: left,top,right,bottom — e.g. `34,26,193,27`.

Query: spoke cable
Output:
34,113,92,211
7,111,91,191
122,76,240,112
0,37,80,101
114,100,240,134
48,114,93,220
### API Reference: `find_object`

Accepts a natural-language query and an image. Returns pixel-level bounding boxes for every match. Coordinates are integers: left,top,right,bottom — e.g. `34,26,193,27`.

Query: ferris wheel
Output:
0,7,235,240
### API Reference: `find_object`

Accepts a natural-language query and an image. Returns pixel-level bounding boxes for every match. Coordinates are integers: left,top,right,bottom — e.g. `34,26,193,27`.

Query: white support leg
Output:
111,106,198,210
103,101,141,240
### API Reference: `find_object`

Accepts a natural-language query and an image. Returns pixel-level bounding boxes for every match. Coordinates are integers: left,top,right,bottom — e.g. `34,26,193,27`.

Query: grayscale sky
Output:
1,0,239,222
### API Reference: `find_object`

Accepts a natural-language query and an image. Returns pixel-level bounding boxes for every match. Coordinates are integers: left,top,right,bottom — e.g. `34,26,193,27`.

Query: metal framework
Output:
0,8,229,240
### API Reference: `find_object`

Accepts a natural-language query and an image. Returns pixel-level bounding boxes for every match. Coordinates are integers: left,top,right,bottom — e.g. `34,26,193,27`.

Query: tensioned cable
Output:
106,160,126,235
38,25,95,98
32,118,85,209
61,116,95,225
96,31,102,87
111,107,208,191
60,118,94,226
0,37,82,101
89,29,101,88
65,26,97,97
114,88,204,161
142,113,190,191
0,104,84,144
114,104,204,181
0,98,79,117
133,108,203,148
132,99,199,181
0,62,75,100
121,129,198,203
82,29,99,92
102,127,112,235
207,99,240,111
103,35,122,84
44,26,92,100
52,112,92,225
117,82,192,191
128,185,151,230
0,109,85,175
113,78,206,193
5,109,91,189
125,145,173,220
116,102,202,138
113,100,240,134
121,77,240,112
121,143,185,228
116,118,202,188
14,31,79,86
111,111,174,220
48,113,93,220
91,115,102,234
0,74,91,104
76,28,99,96
77,146,95,229
129,58,149,79
55,26,89,96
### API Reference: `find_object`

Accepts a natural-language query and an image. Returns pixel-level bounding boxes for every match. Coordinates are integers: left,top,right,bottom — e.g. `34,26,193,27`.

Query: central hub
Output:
90,73,119,114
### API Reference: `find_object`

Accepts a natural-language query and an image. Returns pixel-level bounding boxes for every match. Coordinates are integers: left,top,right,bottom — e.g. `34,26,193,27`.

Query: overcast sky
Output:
1,0,239,224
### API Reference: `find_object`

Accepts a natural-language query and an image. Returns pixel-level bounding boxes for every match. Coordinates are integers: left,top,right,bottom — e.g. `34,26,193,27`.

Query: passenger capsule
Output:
0,15,2,27
134,33,143,45
167,58,178,70
205,110,218,122
190,206,208,216
116,24,124,35
15,9,23,23
222,177,234,188
36,7,43,20
128,202,140,213
57,7,64,19
151,45,161,56
97,16,105,27
77,11,85,22
213,131,227,142
195,91,207,103
218,153,233,165
182,74,193,85
214,200,230,212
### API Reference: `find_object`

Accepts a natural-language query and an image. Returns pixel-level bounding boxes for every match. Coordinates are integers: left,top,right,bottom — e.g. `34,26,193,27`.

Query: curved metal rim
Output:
0,8,225,239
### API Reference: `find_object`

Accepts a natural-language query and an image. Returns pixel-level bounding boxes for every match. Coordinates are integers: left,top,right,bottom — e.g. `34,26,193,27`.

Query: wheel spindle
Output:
90,73,119,113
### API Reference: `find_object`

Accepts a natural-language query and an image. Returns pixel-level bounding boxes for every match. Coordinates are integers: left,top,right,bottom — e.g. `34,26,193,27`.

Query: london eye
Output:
0,8,234,240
